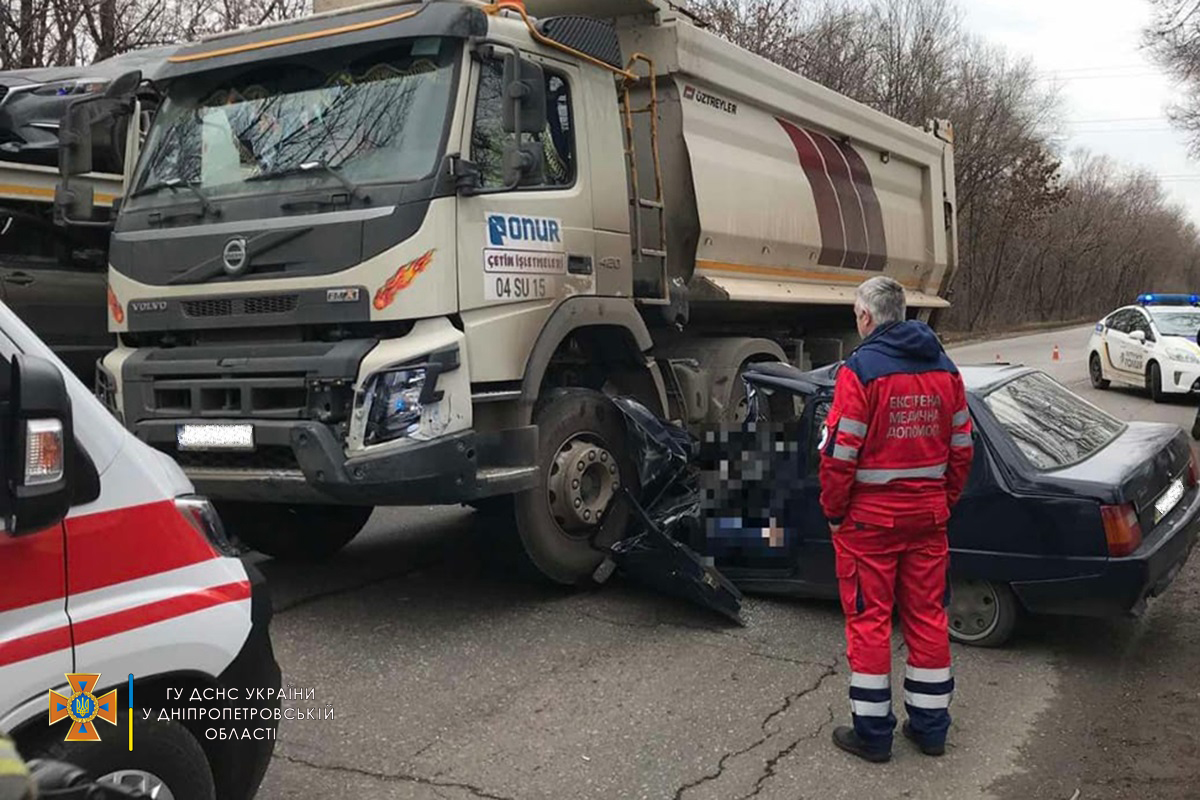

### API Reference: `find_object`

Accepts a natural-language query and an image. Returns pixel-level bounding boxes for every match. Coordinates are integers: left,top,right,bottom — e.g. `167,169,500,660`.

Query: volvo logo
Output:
222,237,249,276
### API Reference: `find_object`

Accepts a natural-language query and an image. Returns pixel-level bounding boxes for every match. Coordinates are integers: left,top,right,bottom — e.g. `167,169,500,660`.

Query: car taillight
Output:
176,495,239,556
1189,451,1198,488
1101,503,1143,557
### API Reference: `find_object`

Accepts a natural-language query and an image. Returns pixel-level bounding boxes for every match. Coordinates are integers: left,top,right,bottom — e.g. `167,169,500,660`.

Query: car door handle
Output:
3,272,34,286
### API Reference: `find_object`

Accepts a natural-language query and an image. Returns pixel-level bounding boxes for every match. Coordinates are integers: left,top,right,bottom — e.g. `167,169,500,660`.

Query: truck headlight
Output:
1166,347,1200,365
361,367,427,445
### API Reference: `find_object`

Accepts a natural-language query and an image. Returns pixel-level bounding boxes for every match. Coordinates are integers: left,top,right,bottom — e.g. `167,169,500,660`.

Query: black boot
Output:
832,726,891,763
902,721,946,756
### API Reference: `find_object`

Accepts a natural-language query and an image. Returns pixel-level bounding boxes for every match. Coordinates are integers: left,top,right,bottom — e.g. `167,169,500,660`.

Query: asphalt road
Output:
251,325,1200,800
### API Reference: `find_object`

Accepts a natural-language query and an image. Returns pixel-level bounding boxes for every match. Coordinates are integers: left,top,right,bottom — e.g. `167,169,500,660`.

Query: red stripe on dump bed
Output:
809,130,869,269
838,142,888,271
0,625,72,668
778,118,845,267
0,581,250,667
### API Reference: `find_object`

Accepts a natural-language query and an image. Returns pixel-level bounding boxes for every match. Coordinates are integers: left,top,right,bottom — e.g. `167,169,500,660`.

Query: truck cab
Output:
55,0,958,585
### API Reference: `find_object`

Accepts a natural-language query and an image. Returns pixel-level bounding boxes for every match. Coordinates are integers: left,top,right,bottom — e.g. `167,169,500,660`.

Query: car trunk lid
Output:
1040,422,1194,532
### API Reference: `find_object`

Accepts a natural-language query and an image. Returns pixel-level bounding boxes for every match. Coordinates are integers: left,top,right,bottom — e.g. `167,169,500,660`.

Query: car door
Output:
456,51,596,316
0,252,109,386
1103,309,1138,382
1124,309,1154,377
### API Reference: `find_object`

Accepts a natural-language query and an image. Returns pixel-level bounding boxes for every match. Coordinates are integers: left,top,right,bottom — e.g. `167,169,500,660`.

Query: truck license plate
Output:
177,424,255,452
485,275,556,301
1155,478,1185,522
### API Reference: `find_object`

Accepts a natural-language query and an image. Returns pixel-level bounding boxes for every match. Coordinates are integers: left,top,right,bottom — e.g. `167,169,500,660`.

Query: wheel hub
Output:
99,769,175,800
548,437,619,534
947,578,999,639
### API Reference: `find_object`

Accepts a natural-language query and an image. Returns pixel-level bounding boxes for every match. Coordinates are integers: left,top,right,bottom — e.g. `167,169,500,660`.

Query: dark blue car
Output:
613,362,1200,647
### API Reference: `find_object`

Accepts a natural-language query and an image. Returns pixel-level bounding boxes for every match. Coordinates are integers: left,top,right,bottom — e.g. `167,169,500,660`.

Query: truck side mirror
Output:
502,53,547,135
55,70,141,228
2,354,74,537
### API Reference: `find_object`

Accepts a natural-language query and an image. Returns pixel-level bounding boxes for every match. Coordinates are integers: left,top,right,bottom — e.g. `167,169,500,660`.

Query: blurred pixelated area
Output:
695,419,810,564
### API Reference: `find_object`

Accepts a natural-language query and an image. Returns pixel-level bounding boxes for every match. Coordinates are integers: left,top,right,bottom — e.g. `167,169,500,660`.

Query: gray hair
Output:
855,275,906,325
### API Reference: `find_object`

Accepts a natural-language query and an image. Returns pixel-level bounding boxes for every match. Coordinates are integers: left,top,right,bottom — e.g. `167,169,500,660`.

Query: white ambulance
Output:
0,297,280,800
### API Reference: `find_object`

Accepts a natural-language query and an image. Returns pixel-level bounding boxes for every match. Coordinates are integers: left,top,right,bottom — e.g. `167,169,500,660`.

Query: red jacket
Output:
819,320,973,528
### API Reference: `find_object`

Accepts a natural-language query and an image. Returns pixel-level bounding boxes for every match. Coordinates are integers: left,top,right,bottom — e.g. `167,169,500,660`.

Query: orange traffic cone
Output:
1052,345,1060,361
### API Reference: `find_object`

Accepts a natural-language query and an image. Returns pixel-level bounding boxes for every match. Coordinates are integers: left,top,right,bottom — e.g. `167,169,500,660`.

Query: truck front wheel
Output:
216,502,373,561
514,388,637,585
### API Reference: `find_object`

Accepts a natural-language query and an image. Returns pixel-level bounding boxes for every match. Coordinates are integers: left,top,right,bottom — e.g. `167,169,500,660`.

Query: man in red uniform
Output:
819,275,973,763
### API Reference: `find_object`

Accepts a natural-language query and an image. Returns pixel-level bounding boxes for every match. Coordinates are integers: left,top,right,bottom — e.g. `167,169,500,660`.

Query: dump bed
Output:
0,161,122,208
531,0,958,310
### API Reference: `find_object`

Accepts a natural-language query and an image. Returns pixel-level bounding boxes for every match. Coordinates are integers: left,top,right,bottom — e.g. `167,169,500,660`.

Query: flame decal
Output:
107,285,125,324
373,249,435,311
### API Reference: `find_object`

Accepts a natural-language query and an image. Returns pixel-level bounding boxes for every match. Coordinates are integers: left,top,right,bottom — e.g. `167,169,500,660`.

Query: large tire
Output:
947,578,1019,648
513,388,638,585
1148,362,1165,403
32,716,215,800
1089,352,1110,389
216,502,372,561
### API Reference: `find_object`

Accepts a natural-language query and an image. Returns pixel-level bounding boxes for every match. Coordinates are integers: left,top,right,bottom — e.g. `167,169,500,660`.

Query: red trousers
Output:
834,514,954,751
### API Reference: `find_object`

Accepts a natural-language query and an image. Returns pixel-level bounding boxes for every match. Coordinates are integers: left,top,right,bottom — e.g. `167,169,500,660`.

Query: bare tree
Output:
1146,1,1200,154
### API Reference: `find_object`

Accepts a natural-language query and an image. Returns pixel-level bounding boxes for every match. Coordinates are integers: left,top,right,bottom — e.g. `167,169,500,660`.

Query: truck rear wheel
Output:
514,388,637,585
216,502,372,561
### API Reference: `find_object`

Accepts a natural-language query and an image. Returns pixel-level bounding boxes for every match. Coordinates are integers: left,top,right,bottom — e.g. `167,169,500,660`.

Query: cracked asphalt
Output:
251,326,1200,800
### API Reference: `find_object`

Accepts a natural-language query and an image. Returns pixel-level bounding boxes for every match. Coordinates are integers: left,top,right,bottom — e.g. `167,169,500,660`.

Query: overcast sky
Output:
961,0,1200,223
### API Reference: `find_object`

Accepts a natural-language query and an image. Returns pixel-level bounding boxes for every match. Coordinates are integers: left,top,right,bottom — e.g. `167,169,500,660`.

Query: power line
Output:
1066,127,1179,134
1064,116,1169,124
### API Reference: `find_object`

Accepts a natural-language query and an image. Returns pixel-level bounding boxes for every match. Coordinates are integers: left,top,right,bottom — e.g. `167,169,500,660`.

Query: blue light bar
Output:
1137,293,1200,306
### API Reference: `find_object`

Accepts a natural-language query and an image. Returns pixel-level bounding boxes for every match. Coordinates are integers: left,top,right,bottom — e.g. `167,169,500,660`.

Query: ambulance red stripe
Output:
0,580,250,667
0,626,72,668
66,501,220,595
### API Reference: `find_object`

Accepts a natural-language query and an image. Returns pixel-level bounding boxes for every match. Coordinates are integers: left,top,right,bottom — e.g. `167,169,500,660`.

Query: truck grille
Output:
182,295,298,318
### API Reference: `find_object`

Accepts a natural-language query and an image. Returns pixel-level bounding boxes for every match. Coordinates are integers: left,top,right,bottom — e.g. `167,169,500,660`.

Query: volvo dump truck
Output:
53,0,959,583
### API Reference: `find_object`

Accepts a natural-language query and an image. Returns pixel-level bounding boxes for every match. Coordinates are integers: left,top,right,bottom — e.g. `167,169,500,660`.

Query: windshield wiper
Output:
247,161,369,204
129,178,220,219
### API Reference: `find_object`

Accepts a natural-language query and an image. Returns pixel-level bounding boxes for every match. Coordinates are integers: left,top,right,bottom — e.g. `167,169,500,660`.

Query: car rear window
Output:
983,371,1126,470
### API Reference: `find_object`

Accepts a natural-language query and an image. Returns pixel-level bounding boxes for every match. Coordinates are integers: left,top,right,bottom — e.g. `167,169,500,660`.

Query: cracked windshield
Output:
131,37,457,203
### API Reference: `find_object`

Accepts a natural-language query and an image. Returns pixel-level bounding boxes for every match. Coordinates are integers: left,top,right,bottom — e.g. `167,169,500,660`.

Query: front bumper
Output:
1011,483,1200,617
135,419,539,505
1163,363,1200,394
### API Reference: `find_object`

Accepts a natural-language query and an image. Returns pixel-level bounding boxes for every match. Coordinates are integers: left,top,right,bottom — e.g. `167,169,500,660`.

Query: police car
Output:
1087,294,1200,402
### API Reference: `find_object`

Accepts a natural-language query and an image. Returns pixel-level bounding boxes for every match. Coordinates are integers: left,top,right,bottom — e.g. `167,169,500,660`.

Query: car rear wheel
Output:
512,388,637,585
1089,353,1110,389
947,578,1019,647
216,502,372,561
1147,362,1165,403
